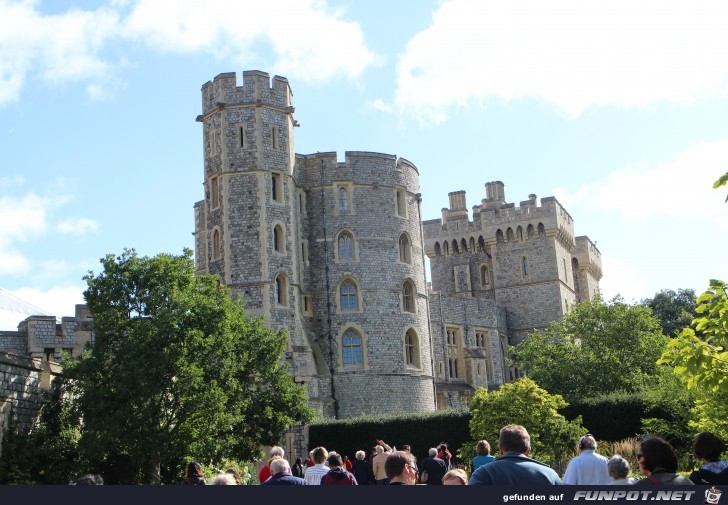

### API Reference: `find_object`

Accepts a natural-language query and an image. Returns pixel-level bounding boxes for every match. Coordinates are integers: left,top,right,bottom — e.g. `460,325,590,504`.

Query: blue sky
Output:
1,0,727,322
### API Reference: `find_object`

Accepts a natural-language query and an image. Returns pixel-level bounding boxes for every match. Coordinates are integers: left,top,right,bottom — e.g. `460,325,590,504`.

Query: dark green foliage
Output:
308,409,470,464
513,295,668,401
642,288,696,337
64,249,313,484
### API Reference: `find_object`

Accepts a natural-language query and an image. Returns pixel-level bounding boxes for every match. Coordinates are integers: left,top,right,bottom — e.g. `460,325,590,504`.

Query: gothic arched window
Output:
340,279,358,312
338,231,354,261
342,329,362,365
399,234,411,264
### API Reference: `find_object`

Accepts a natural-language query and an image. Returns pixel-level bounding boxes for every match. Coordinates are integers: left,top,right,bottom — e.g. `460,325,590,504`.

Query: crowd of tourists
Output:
173,427,727,486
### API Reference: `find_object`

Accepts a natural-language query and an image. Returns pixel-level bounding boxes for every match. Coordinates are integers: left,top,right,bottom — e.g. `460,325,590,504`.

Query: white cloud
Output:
0,0,121,105
391,0,728,123
12,285,86,319
122,0,375,83
0,0,375,105
558,139,728,229
0,178,97,276
57,217,99,235
598,253,648,304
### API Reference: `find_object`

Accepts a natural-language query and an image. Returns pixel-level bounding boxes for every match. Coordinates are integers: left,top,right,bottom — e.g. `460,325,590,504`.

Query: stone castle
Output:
192,70,603,418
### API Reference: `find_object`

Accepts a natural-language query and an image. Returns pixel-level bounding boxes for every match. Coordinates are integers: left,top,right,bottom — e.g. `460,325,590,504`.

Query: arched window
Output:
443,241,449,256
338,231,354,261
271,173,279,201
275,273,287,306
507,228,514,241
435,242,441,256
478,236,486,252
527,224,535,239
404,329,420,368
517,226,523,241
339,187,349,213
538,222,546,237
273,224,284,253
522,256,529,277
212,229,221,260
480,265,490,288
342,329,362,365
402,280,416,313
340,279,358,312
469,237,475,252
452,239,459,254
461,238,468,253
396,189,406,217
399,234,411,264
496,229,504,243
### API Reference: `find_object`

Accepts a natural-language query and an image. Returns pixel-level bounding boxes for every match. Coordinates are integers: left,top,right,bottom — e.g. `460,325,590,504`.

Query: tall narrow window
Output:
210,176,220,209
447,328,460,379
271,173,282,202
275,274,287,306
339,187,349,213
399,234,411,264
522,256,529,277
340,279,358,312
273,225,284,253
396,189,406,217
403,280,415,313
212,229,221,260
239,126,245,148
272,126,279,150
404,329,419,368
342,329,362,365
480,265,490,288
338,231,354,261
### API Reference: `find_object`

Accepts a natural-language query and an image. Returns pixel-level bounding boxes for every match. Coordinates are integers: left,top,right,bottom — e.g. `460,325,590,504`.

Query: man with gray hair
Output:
469,424,562,485
419,447,447,485
262,457,307,485
563,434,611,485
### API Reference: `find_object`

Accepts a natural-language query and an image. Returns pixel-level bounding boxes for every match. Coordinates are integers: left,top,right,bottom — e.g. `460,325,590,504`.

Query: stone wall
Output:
0,352,61,456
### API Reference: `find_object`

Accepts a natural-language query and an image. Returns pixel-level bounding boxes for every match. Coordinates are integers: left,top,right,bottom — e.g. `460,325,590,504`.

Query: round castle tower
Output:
194,70,435,419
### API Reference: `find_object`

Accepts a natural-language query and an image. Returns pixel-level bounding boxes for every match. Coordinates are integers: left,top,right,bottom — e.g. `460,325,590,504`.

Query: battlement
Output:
199,70,293,117
295,151,419,189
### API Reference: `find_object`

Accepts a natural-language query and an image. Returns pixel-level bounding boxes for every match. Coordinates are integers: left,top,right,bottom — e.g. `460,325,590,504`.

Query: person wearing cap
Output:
563,434,611,485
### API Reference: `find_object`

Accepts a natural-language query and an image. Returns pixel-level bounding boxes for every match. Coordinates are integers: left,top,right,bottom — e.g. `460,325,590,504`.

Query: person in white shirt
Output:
303,446,330,485
563,434,612,485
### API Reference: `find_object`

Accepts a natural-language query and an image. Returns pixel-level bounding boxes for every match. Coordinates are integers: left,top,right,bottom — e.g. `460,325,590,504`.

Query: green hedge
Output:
560,392,676,442
308,410,471,464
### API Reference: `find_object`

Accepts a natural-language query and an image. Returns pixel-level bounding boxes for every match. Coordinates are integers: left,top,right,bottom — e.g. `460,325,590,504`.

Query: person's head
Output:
403,445,412,453
328,453,343,468
384,451,417,484
73,474,104,485
607,455,630,480
428,447,438,458
270,457,291,475
443,469,468,486
313,446,329,464
375,445,384,454
269,446,284,458
225,467,241,485
578,434,598,452
439,443,449,452
268,454,282,468
356,450,366,460
638,437,678,475
185,461,203,478
499,424,531,455
211,473,237,485
476,440,491,456
294,457,302,466
693,432,726,462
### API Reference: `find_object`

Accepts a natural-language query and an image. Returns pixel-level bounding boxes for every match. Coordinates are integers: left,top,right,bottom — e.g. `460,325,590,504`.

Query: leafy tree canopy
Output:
641,288,696,337
468,377,584,472
64,249,312,483
658,279,728,395
513,295,668,401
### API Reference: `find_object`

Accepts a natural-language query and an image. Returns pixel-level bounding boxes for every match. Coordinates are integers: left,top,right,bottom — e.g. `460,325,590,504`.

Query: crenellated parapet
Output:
574,236,603,280
198,70,294,119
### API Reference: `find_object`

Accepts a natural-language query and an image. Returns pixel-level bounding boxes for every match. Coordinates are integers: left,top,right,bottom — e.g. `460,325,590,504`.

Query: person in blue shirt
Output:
472,440,496,472
469,424,562,485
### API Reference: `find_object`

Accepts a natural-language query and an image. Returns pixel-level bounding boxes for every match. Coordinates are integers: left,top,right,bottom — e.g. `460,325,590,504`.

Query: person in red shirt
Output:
343,455,353,472
258,446,285,483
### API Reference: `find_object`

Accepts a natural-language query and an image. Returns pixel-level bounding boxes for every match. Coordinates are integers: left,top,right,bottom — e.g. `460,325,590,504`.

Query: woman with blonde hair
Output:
443,468,468,485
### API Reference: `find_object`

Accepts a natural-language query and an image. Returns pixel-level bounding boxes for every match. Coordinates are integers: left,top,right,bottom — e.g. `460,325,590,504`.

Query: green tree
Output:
658,280,728,440
64,249,312,484
715,170,728,202
642,288,696,337
468,377,584,473
513,296,667,401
